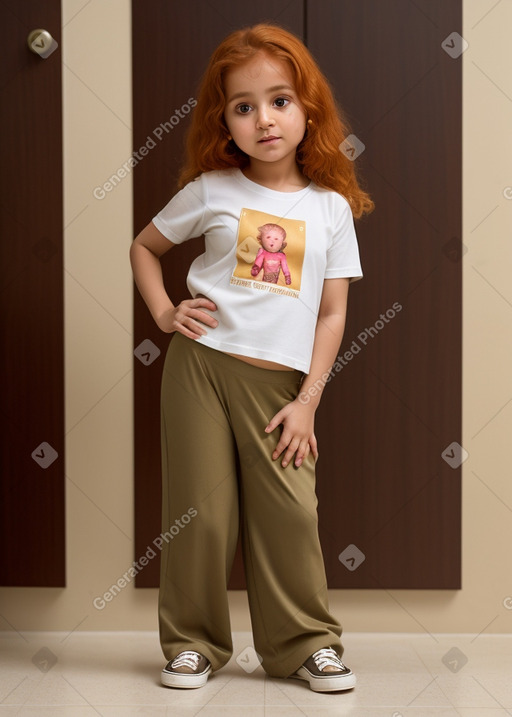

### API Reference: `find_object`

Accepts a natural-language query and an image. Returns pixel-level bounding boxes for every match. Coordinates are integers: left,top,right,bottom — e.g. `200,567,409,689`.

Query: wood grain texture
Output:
309,0,462,588
0,0,65,586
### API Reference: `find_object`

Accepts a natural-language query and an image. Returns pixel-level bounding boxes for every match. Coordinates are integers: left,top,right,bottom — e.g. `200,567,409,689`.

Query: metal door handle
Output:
27,29,58,59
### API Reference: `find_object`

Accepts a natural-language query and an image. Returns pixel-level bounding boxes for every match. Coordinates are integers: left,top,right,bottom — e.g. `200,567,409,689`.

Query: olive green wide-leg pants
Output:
158,331,343,679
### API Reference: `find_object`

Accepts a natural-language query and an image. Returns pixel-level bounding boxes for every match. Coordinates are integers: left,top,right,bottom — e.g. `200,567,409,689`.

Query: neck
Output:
242,157,309,192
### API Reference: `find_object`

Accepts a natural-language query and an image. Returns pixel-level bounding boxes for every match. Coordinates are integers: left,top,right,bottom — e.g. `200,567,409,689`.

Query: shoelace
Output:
310,647,346,672
170,650,202,670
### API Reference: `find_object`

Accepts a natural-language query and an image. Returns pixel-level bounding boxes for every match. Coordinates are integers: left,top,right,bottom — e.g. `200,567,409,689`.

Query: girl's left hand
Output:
265,399,319,468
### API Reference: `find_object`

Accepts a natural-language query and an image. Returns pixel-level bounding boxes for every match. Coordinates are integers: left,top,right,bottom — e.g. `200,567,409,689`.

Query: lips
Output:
258,135,280,143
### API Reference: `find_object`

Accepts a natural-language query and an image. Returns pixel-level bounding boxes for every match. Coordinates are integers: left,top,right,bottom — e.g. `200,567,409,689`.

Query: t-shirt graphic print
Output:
230,208,305,299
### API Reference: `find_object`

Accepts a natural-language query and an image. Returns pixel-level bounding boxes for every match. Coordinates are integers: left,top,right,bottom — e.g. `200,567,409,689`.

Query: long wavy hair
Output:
178,24,374,219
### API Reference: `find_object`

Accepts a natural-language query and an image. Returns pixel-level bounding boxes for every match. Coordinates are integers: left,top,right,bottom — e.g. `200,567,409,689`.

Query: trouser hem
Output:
161,641,233,673
263,638,344,679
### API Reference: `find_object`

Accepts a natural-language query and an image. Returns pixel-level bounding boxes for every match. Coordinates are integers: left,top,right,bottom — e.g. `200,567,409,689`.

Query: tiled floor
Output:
0,631,511,716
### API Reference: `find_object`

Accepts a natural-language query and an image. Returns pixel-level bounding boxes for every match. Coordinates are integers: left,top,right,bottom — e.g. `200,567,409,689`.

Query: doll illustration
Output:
250,223,292,285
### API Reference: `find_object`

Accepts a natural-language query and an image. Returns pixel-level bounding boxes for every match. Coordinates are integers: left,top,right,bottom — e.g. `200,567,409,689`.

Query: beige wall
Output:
1,0,511,637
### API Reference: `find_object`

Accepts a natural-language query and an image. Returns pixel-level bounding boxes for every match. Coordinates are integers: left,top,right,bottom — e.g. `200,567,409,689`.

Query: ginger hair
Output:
178,23,374,219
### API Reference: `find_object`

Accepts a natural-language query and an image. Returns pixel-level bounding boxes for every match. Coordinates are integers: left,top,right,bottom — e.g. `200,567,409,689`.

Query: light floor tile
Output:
0,631,511,716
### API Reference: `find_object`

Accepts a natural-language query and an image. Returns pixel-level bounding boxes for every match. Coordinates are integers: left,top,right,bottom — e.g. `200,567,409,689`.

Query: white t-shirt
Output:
152,168,363,373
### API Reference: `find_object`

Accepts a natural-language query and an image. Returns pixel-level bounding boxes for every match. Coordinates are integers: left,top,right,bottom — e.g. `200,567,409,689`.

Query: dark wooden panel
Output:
132,1,305,586
0,1,65,585
309,0,462,587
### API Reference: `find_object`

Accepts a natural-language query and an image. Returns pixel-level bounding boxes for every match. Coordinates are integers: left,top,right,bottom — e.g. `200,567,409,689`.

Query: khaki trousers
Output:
158,331,343,679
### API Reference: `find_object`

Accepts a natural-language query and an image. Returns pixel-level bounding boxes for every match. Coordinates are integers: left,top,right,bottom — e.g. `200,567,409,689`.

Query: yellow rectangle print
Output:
231,208,305,298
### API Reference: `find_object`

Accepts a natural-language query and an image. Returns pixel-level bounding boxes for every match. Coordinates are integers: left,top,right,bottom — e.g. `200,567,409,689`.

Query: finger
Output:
265,409,285,434
179,308,217,332
175,313,210,337
271,427,293,459
175,325,204,340
280,437,301,468
185,315,208,335
271,435,288,460
294,442,310,468
185,303,218,325
310,434,319,460
192,297,217,311
190,308,218,328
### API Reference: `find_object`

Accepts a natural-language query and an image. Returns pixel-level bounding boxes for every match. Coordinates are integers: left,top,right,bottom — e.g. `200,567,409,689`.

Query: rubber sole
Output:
161,664,212,689
289,666,357,692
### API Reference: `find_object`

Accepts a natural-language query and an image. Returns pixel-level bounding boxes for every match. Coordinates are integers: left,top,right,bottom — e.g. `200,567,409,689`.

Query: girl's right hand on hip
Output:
156,297,218,339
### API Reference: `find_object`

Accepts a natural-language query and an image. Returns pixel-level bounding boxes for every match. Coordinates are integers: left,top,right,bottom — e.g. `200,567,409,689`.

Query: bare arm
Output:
265,277,350,467
129,221,218,338
298,277,350,408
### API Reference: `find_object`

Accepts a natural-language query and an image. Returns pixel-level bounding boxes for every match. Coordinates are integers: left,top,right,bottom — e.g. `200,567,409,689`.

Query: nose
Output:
256,106,275,129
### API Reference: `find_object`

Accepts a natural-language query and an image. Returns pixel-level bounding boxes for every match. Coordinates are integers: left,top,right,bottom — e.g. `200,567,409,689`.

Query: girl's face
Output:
223,52,306,172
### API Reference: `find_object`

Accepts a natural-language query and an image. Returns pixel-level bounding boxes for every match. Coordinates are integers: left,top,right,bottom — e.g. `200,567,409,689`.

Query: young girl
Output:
130,23,374,694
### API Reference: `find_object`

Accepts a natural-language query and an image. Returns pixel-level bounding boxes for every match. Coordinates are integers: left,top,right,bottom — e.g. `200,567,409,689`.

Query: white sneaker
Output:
161,650,212,689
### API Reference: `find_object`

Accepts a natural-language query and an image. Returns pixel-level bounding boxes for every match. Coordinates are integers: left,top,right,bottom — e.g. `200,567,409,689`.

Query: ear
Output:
281,241,287,249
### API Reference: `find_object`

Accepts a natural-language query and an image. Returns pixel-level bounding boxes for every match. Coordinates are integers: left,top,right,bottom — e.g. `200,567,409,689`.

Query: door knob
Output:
27,29,58,59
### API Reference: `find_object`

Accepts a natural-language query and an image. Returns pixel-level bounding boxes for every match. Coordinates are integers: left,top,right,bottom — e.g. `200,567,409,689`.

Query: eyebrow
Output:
226,85,294,103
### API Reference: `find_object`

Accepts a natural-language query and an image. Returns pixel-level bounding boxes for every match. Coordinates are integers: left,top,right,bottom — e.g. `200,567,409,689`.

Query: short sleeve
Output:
324,196,363,282
152,175,207,244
